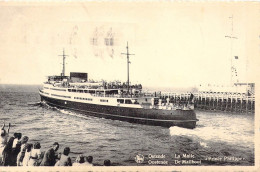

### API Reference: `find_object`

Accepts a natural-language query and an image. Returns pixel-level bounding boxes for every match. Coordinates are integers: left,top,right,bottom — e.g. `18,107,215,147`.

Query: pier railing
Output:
158,92,255,113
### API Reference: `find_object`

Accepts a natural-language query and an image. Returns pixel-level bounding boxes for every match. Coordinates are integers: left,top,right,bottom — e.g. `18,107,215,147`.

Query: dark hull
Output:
40,94,198,129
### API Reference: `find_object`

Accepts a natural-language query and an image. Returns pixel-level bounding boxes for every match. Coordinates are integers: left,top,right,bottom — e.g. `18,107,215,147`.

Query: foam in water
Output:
199,141,209,148
169,125,253,148
27,102,42,106
42,102,91,120
169,126,201,137
59,109,91,120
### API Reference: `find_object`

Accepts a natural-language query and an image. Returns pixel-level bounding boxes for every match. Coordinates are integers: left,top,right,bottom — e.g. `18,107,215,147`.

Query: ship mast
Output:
121,42,135,95
59,49,69,76
225,15,238,85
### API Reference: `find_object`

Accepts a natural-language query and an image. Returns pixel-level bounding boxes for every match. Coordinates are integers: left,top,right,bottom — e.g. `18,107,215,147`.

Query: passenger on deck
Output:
104,159,111,166
17,136,29,166
84,156,93,166
28,142,41,166
55,147,72,166
22,143,33,166
72,155,85,166
189,93,194,102
40,142,59,166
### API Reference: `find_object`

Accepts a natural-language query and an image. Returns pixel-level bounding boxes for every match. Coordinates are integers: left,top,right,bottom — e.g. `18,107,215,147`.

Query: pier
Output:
155,92,255,113
194,92,255,113
153,83,255,113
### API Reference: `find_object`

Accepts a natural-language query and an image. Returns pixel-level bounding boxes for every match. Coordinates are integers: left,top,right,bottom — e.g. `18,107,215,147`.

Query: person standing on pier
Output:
72,155,85,166
2,133,15,166
104,159,111,166
55,147,72,166
0,123,10,165
28,142,41,166
10,133,22,166
16,136,29,166
40,142,59,166
84,156,94,166
22,143,33,166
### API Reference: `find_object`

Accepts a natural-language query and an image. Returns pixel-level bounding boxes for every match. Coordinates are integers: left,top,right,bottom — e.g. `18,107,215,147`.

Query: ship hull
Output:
40,94,198,129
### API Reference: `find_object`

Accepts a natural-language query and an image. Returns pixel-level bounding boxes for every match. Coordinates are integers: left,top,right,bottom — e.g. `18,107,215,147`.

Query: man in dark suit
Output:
40,142,59,166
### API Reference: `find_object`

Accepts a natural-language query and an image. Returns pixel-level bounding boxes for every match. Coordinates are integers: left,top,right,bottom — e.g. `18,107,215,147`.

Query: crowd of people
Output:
0,123,111,167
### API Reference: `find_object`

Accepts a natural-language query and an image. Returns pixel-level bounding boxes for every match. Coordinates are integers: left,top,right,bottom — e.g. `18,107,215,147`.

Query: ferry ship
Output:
39,44,198,129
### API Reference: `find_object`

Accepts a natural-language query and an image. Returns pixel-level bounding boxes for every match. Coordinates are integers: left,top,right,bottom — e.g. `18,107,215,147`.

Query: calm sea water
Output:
0,84,254,166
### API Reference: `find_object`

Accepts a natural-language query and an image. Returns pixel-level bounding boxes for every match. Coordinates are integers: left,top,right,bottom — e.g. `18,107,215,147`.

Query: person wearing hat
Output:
40,142,59,166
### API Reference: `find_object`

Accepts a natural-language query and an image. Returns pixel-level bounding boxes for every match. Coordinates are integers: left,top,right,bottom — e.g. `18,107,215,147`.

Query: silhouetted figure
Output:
10,133,22,166
190,93,194,102
2,134,15,166
84,156,93,166
104,159,111,166
40,142,59,166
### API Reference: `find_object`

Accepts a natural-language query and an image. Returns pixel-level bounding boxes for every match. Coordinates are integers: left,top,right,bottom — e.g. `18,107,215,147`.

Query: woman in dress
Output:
16,136,29,166
27,142,41,166
22,143,33,166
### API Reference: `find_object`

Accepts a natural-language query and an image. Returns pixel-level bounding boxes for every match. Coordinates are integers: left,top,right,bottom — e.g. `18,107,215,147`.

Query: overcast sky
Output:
0,2,259,87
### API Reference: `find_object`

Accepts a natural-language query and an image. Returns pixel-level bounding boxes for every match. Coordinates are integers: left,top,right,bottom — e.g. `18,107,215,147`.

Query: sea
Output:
0,84,255,166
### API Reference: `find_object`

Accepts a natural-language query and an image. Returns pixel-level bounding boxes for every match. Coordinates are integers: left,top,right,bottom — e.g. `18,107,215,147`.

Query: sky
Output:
0,1,259,88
